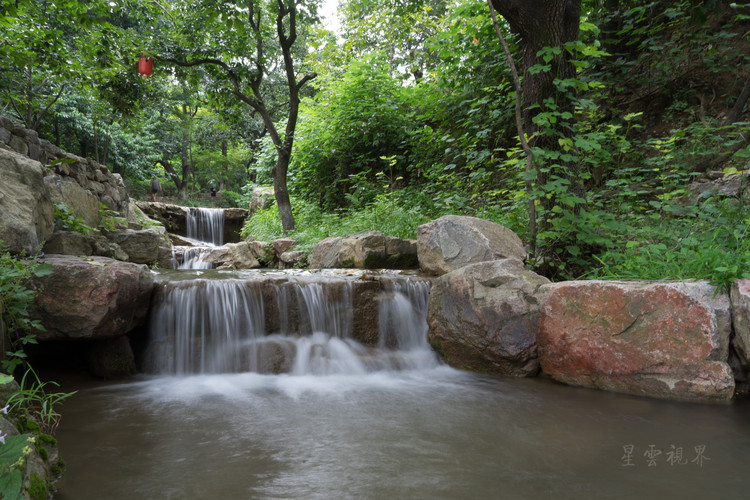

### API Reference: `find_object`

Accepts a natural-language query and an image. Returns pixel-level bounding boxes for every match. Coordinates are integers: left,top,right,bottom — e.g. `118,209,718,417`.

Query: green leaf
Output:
0,467,24,500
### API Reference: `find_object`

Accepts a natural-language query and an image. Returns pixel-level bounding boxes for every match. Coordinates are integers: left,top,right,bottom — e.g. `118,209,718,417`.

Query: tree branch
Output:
725,74,750,126
33,84,66,132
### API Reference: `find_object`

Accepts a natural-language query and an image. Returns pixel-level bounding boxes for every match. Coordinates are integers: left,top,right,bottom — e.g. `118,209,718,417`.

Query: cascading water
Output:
174,207,226,269
186,207,224,245
143,271,440,376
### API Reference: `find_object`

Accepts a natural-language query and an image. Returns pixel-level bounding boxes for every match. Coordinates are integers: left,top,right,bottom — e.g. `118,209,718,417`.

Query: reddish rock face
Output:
30,255,154,340
538,281,734,402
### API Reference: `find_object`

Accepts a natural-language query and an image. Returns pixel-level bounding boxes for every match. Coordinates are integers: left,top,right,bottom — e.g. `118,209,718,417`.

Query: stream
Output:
51,266,750,499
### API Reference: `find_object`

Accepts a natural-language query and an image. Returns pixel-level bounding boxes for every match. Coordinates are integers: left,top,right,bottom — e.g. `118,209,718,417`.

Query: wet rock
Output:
417,215,525,276
86,335,137,378
0,148,54,254
30,255,154,340
427,259,549,376
135,202,249,244
538,280,735,402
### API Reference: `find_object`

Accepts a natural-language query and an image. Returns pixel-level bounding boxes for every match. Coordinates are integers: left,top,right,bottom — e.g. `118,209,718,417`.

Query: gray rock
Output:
309,232,418,269
105,228,163,265
417,215,525,276
249,186,275,213
45,173,101,228
427,259,550,376
42,231,94,256
0,148,54,254
216,242,261,269
279,250,308,269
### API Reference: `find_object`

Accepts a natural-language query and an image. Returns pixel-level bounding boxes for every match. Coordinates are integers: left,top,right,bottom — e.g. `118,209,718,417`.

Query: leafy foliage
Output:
0,248,51,375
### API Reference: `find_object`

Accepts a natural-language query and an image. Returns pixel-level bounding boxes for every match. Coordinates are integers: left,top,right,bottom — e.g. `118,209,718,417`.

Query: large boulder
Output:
417,215,525,276
44,173,101,228
0,148,54,254
249,186,275,213
105,228,164,265
42,230,130,261
30,255,154,340
216,242,261,269
309,232,418,269
427,259,550,376
538,280,735,402
730,279,750,371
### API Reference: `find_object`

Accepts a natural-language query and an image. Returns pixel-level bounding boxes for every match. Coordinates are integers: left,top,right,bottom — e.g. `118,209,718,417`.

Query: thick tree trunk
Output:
273,147,295,232
491,0,585,227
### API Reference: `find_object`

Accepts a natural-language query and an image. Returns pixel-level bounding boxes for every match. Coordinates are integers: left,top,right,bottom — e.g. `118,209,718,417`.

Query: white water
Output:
174,207,226,269
144,273,440,376
185,207,224,245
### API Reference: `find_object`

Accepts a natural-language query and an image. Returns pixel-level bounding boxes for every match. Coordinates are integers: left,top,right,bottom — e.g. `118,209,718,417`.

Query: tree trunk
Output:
180,103,191,198
273,146,295,232
221,139,229,190
491,0,585,228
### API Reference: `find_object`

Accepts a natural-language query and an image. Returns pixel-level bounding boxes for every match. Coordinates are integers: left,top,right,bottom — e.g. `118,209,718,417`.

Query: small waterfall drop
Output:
178,247,215,270
174,207,225,269
144,272,439,376
378,280,431,351
186,207,225,246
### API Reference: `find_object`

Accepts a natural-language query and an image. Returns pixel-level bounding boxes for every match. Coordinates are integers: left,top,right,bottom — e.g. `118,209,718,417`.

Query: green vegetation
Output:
1,0,749,283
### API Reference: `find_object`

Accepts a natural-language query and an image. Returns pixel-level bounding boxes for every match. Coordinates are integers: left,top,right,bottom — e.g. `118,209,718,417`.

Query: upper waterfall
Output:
186,207,225,246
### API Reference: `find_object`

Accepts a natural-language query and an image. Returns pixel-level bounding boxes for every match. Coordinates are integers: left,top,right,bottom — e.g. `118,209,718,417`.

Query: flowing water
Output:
185,207,224,246
175,208,226,269
52,270,750,499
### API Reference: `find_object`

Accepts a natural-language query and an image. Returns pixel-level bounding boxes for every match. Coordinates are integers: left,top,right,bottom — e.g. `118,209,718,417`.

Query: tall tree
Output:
489,0,586,262
149,0,319,231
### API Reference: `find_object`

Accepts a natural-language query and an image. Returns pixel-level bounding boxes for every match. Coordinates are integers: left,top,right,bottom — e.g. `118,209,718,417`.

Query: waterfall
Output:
178,247,214,270
378,279,431,351
174,207,225,269
143,273,439,376
186,207,224,246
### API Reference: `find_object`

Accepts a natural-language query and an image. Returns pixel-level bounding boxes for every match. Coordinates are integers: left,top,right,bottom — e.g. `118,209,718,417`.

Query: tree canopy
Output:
2,0,750,281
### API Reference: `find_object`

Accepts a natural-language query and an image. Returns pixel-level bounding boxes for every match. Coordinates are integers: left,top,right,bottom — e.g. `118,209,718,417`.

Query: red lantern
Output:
138,55,153,77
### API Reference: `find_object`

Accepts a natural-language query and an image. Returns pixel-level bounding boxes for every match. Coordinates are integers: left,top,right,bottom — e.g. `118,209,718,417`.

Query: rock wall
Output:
0,116,129,255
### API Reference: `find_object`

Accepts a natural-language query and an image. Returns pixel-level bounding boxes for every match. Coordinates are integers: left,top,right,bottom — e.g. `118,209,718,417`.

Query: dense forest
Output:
2,0,749,283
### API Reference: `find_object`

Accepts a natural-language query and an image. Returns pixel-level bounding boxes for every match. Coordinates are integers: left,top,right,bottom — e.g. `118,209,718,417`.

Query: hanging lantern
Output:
138,55,153,77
